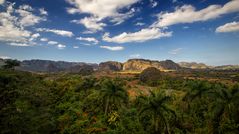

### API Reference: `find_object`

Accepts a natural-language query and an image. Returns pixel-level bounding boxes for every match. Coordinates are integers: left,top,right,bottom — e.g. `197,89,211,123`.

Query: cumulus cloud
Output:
152,0,239,27
100,46,124,51
102,28,172,43
36,28,74,37
66,0,139,31
168,48,182,55
16,5,46,27
216,21,239,33
71,17,106,32
0,3,46,46
76,36,99,44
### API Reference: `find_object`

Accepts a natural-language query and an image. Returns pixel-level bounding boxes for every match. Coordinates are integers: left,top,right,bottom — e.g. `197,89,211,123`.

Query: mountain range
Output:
0,58,239,73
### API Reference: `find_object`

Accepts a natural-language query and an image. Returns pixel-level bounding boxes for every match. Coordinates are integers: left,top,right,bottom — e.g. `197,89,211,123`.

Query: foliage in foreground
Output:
0,69,239,134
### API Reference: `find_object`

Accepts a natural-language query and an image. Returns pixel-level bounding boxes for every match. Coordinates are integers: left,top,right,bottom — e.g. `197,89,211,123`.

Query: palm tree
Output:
99,79,128,116
139,90,176,134
210,86,239,133
183,81,212,101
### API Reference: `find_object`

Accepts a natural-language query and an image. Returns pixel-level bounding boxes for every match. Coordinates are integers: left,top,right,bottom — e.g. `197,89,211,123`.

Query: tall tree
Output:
99,79,128,116
210,86,239,133
139,90,176,134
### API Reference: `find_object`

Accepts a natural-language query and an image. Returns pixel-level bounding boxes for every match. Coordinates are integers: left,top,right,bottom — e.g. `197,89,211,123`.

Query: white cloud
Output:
40,38,48,42
16,5,46,27
31,33,40,38
150,0,158,8
48,41,58,45
9,42,31,46
129,54,141,58
57,44,66,49
168,48,182,55
39,8,48,15
153,0,239,27
0,3,47,47
66,0,139,31
66,0,139,19
76,36,99,44
216,21,239,33
0,56,11,59
135,22,145,26
36,28,74,37
0,4,31,43
0,0,5,5
71,17,106,32
102,28,172,43
100,45,124,51
29,33,40,41
19,5,33,11
66,7,80,14
73,46,79,48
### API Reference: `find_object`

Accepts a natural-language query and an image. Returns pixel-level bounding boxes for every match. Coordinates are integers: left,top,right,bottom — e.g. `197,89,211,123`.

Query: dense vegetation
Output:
0,69,239,134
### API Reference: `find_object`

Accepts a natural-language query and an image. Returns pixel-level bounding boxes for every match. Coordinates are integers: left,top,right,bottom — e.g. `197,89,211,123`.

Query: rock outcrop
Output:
99,61,123,71
123,59,180,71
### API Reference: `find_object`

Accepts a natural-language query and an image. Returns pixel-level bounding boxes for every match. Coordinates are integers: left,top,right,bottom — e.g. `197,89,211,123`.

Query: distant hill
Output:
214,65,239,70
1,58,238,72
123,59,180,71
16,59,97,73
178,61,239,70
178,62,210,69
99,61,123,71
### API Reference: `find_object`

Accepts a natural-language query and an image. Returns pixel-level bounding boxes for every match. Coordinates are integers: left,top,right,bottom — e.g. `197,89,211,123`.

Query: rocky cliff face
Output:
123,59,160,71
99,61,123,71
123,59,180,71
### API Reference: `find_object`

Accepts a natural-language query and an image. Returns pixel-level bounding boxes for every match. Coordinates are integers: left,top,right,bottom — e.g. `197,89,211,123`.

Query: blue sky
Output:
0,0,239,65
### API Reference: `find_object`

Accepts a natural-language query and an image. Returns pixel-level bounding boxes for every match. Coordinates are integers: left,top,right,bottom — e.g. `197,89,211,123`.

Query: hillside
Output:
178,62,210,69
123,59,181,71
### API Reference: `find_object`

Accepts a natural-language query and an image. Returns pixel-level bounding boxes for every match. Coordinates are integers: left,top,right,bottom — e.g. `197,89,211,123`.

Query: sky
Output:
0,0,239,65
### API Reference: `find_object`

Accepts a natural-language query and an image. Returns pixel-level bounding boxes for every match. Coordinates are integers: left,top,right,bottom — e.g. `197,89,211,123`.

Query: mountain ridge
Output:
1,58,239,72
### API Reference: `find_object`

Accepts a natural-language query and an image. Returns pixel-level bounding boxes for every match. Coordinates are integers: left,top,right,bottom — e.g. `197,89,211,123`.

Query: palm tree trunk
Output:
155,116,158,133
104,96,109,116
